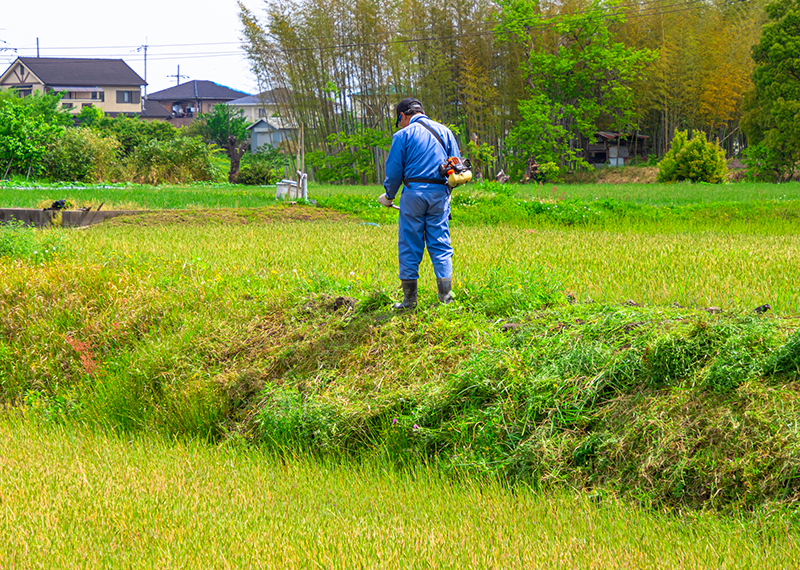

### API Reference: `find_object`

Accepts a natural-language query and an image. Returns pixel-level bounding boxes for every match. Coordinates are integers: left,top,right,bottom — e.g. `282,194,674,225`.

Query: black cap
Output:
395,97,423,127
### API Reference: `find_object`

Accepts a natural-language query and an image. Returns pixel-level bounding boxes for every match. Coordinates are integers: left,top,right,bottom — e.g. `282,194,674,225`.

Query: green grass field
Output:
2,415,798,569
4,177,800,208
2,179,800,566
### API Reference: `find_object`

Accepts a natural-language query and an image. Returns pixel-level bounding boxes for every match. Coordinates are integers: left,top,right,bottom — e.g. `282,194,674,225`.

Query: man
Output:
379,97,460,310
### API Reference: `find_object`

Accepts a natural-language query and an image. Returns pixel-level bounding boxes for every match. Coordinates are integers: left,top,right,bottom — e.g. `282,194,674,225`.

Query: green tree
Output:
0,88,74,128
656,130,728,184
77,105,105,127
742,0,800,181
190,103,251,182
496,0,655,177
238,0,517,183
193,103,250,147
0,96,64,178
611,0,765,156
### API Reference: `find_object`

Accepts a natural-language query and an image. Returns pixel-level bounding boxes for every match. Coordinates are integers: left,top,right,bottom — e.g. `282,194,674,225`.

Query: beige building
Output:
0,57,148,116
226,88,291,123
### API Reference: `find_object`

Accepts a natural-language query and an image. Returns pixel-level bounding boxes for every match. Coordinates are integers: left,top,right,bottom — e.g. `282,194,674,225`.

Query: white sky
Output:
1,0,263,95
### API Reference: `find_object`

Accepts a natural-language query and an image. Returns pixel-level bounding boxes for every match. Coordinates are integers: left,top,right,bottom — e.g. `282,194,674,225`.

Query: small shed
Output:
247,117,297,152
586,131,650,168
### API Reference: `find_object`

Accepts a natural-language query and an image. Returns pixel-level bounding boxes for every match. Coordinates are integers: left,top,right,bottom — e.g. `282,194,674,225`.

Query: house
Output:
246,117,298,152
146,80,250,126
0,57,146,116
586,131,651,167
226,88,291,123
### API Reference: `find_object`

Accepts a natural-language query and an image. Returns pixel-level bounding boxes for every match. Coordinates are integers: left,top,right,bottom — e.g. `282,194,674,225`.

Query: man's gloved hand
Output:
378,193,394,208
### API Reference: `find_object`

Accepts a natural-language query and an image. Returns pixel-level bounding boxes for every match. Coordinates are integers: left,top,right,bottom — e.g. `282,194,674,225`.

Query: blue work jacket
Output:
383,114,461,201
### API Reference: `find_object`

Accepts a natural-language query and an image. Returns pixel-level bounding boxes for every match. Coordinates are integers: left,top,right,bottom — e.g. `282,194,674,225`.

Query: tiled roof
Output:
147,80,249,101
141,99,172,118
16,57,145,86
247,117,297,131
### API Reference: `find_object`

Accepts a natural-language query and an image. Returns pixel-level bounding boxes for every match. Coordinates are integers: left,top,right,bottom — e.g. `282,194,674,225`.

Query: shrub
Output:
236,163,278,185
657,130,728,183
88,114,178,156
127,136,217,184
742,142,799,183
538,161,563,182
238,145,284,185
41,127,122,182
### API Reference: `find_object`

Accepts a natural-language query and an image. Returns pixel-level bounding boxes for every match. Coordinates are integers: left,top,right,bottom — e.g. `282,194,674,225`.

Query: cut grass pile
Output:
1,415,798,570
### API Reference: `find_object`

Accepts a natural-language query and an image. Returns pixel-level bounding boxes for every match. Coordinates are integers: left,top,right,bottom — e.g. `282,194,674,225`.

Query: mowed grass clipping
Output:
1,415,798,570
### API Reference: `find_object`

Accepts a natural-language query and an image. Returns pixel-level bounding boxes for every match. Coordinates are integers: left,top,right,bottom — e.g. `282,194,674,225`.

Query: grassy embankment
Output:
1,180,800,521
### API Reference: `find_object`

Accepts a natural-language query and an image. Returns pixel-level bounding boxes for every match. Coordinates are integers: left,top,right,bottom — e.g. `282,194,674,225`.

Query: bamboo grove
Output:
238,0,767,183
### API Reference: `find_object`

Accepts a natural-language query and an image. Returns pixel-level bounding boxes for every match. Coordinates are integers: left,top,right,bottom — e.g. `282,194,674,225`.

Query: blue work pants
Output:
398,187,452,280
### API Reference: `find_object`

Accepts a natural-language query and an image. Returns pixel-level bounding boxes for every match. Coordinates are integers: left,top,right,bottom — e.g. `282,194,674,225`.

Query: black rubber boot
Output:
437,277,453,304
393,279,418,310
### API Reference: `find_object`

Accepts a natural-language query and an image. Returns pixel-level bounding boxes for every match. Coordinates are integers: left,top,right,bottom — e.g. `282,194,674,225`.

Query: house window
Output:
91,91,104,101
14,85,32,98
62,103,73,109
116,90,141,104
258,108,267,118
82,103,93,109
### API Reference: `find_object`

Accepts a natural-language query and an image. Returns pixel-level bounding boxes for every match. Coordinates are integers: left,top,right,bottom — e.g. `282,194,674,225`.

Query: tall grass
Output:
1,415,797,570
513,180,800,205
306,180,800,205
68,218,800,312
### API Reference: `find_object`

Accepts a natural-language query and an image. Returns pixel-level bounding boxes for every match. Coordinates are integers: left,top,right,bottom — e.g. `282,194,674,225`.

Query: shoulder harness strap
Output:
403,119,449,187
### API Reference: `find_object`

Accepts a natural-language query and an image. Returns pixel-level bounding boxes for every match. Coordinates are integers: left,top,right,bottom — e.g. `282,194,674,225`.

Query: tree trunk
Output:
227,135,248,183
522,156,539,183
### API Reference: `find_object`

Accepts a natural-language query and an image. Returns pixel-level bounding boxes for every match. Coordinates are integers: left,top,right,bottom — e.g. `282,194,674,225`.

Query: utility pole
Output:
135,39,149,97
167,65,188,86
36,38,39,57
